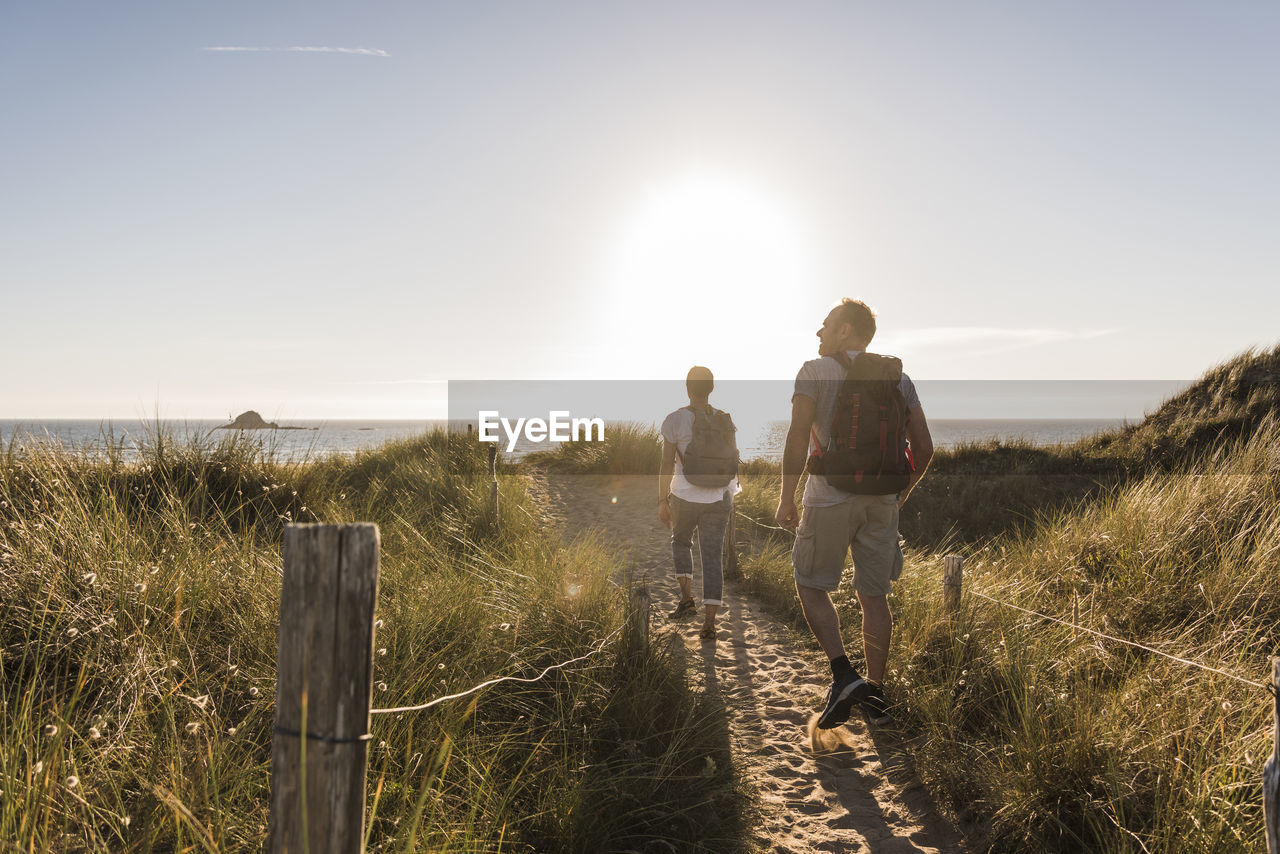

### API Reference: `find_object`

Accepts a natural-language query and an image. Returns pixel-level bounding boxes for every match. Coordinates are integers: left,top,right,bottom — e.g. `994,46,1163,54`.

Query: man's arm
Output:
775,395,815,529
900,405,934,507
658,439,677,529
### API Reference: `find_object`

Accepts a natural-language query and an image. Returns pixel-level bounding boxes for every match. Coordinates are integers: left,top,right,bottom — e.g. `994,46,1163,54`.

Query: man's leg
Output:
792,499,871,728
848,496,900,724
856,591,892,685
799,581,871,729
796,582,846,660
792,502,854,660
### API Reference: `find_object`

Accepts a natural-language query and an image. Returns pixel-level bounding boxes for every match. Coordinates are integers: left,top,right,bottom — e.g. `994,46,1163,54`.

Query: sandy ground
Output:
532,473,967,854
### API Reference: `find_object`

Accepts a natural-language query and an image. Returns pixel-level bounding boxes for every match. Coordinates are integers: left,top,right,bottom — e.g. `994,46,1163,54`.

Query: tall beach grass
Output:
0,428,749,852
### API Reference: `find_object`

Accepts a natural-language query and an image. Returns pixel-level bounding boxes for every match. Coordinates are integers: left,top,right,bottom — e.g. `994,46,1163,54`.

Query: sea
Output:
0,417,1129,464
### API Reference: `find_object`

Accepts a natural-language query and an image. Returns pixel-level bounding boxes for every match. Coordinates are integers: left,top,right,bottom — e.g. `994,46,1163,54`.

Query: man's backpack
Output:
806,352,913,495
677,406,739,488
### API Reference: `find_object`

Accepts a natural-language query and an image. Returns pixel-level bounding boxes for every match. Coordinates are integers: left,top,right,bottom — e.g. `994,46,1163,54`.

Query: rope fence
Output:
268,524,639,853
370,629,622,715
965,587,1269,691
731,507,1270,692
735,509,796,536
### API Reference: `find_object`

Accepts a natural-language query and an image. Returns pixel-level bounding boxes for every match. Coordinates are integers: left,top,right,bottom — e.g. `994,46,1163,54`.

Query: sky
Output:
2,1,1277,419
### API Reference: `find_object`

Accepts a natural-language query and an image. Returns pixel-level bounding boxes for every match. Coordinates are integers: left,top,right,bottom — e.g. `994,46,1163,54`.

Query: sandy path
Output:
533,473,966,854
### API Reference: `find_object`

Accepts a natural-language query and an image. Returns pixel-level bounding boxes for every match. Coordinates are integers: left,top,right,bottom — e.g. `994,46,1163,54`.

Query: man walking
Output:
776,300,934,728
659,366,740,641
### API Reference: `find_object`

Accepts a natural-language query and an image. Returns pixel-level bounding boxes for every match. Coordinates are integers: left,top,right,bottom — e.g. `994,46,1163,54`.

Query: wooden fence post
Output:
723,513,739,579
629,587,651,652
943,555,963,614
488,445,500,529
271,524,380,854
1265,657,1279,854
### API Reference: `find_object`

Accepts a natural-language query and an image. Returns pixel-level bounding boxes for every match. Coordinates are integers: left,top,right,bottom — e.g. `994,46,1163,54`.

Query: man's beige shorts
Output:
792,494,903,596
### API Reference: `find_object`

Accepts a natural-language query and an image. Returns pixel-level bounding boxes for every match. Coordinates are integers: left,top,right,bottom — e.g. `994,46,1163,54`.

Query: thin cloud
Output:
203,46,390,57
882,327,1116,354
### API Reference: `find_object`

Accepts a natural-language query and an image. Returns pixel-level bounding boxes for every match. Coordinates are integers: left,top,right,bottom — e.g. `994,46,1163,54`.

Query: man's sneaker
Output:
816,668,868,730
669,598,697,619
858,683,891,725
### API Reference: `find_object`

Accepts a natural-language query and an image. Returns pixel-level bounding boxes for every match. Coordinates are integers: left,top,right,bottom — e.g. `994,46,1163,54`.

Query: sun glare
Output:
605,173,811,370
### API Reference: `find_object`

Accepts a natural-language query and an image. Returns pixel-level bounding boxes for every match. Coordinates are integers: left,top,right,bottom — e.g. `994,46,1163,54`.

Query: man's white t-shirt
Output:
660,407,742,504
793,350,921,507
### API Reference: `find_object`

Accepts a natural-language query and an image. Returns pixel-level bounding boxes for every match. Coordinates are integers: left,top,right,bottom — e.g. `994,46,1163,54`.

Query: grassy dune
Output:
6,344,1276,852
731,345,1280,852
0,431,748,852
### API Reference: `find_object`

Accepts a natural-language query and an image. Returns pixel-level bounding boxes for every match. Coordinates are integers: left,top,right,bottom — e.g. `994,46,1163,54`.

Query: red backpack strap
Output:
810,426,823,457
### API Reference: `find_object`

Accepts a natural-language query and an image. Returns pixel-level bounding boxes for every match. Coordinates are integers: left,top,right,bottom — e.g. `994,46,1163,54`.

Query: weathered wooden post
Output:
271,524,380,854
1265,657,1279,853
943,554,962,614
629,587,651,652
723,513,739,579
487,444,500,529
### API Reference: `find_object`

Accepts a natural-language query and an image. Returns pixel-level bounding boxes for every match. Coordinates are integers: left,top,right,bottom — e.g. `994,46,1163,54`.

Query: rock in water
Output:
221,411,279,430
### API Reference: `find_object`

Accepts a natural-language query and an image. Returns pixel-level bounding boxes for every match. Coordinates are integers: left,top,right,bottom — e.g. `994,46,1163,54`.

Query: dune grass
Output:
520,422,663,476
0,429,749,852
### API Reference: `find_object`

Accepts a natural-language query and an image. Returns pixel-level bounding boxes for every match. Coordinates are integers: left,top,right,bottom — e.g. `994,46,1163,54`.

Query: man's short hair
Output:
835,299,876,344
686,366,714,400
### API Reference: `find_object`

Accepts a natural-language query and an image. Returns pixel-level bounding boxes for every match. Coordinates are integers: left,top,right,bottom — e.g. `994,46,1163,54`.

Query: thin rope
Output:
370,629,620,715
734,510,796,536
731,510,1267,690
967,588,1269,690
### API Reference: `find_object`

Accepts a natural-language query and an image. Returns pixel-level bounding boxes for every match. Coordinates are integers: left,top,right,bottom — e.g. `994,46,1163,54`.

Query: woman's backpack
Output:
677,406,739,488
